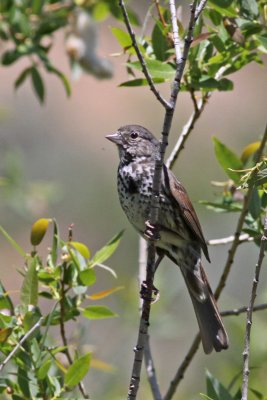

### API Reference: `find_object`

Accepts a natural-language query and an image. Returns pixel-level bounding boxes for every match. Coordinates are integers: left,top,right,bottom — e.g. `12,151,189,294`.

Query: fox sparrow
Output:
106,124,229,354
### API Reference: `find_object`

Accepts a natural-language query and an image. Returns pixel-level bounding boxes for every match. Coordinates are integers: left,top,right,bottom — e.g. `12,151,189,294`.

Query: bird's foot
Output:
140,281,160,304
144,220,160,241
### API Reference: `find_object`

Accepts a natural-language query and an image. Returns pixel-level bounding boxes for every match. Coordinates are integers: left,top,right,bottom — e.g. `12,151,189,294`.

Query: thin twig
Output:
119,0,171,109
60,264,89,399
241,215,267,400
195,0,208,20
169,0,182,62
166,93,209,169
164,122,267,399
0,317,44,372
221,302,267,317
144,334,162,400
208,233,254,246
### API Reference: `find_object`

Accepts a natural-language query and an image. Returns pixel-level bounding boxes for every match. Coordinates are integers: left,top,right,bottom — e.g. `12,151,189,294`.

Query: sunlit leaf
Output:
120,78,165,87
69,241,90,259
91,358,115,373
0,327,12,343
111,27,132,48
79,268,96,286
37,358,52,380
83,305,118,319
241,141,261,163
31,218,52,246
127,60,175,80
0,280,14,312
90,231,123,267
65,353,91,387
212,137,243,183
87,286,124,300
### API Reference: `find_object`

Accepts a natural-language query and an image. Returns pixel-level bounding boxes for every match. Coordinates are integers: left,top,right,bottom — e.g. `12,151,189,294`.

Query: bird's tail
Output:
181,261,229,354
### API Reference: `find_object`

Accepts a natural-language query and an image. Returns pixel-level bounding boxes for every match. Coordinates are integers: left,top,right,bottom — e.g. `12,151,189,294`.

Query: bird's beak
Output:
105,132,122,145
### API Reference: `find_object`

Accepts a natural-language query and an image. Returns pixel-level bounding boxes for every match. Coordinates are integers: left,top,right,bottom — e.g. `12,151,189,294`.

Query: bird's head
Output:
106,125,159,161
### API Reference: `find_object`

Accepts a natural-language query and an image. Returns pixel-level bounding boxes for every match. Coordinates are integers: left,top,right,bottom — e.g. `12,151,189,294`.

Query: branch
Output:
241,215,267,400
60,264,89,399
144,335,162,400
221,302,267,317
208,233,254,246
169,0,182,62
164,122,267,399
118,0,170,109
0,317,44,372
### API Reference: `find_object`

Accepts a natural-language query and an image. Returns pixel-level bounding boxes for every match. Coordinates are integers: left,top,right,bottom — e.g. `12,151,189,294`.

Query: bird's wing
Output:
162,165,210,262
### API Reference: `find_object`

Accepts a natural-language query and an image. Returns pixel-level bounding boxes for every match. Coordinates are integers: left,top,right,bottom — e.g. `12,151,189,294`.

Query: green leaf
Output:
83,305,118,319
31,218,52,246
69,242,90,259
65,353,91,387
2,49,22,65
257,34,267,50
111,27,132,48
0,225,26,257
15,67,32,90
241,142,261,163
152,22,171,61
18,367,30,398
37,358,52,380
31,67,45,103
207,0,237,17
20,257,38,307
119,78,165,87
46,65,71,97
200,200,243,212
79,268,96,286
206,370,234,400
90,231,124,267
51,218,59,266
249,187,261,219
212,137,243,183
0,280,14,313
127,59,175,80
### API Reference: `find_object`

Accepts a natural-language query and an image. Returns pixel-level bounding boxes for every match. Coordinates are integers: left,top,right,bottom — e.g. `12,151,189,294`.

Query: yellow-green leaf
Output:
241,142,261,163
0,327,12,343
31,218,52,246
69,241,90,259
65,353,91,387
20,257,38,307
212,136,243,183
87,286,124,300
90,358,115,373
83,305,118,319
79,268,96,286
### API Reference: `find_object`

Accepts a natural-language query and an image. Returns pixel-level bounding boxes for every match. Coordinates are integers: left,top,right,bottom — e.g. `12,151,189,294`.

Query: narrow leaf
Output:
65,353,91,387
31,67,45,103
212,137,243,183
119,78,165,87
90,231,123,267
51,218,59,266
0,225,26,256
206,370,234,400
31,218,52,246
20,257,38,307
83,305,118,319
87,286,124,300
15,67,32,90
127,59,175,80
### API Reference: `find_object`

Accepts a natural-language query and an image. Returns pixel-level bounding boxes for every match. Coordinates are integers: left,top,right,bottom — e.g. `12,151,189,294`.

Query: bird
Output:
106,124,229,354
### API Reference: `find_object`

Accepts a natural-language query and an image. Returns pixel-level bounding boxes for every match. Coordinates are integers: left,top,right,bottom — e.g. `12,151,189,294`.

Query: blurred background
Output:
0,4,267,399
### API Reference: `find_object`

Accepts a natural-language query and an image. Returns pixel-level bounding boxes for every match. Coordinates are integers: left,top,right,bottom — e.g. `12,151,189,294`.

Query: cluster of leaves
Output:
113,0,267,92
0,0,138,103
201,370,267,400
201,136,267,245
0,218,123,399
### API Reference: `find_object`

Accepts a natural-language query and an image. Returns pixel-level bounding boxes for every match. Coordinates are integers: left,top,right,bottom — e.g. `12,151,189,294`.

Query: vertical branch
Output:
241,215,267,400
169,0,182,62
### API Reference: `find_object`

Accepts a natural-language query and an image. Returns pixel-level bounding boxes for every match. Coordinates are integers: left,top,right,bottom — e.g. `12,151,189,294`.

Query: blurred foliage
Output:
0,218,123,399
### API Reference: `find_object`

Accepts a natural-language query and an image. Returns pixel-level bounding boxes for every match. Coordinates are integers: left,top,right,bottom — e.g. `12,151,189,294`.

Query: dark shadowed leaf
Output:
152,22,171,61
31,67,45,103
15,67,32,90
206,370,234,400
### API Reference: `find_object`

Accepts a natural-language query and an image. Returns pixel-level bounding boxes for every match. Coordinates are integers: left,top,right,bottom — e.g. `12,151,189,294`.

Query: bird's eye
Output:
130,131,138,139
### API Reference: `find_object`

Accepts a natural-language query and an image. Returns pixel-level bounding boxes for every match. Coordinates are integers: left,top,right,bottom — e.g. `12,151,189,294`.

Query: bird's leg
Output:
144,220,161,241
140,254,164,304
